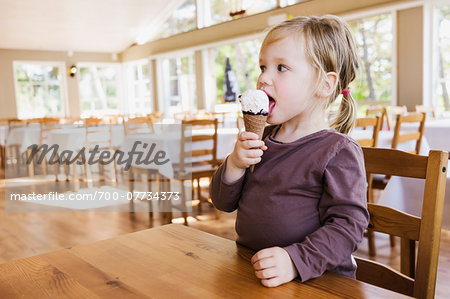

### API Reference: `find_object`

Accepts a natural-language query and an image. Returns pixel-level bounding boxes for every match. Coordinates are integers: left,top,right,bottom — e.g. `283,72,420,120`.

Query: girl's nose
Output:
257,72,272,87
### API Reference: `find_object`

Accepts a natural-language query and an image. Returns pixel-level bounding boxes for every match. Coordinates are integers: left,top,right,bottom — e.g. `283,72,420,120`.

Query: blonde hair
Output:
261,15,359,134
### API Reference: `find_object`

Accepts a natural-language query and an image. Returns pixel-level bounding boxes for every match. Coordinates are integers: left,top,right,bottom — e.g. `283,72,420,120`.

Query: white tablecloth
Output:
350,129,430,154
6,126,40,152
120,128,238,178
402,118,450,152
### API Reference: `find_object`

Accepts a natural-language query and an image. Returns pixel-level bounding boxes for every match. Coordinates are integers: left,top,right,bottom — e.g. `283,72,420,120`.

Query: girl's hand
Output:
228,131,267,170
251,247,299,287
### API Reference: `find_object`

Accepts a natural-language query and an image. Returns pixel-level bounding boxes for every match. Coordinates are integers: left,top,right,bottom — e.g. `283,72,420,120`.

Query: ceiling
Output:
0,0,182,53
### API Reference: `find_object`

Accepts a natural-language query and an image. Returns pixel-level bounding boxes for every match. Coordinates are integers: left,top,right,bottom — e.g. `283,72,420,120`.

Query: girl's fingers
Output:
239,131,259,141
260,276,283,288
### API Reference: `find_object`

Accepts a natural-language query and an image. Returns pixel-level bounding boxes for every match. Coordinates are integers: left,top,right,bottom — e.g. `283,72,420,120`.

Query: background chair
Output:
355,147,448,299
366,106,389,130
353,116,382,147
386,105,408,130
368,112,427,256
124,116,154,135
173,118,220,224
415,105,437,119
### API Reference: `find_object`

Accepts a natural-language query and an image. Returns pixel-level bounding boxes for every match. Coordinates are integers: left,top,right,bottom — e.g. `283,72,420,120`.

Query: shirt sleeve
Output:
210,157,246,212
283,140,369,282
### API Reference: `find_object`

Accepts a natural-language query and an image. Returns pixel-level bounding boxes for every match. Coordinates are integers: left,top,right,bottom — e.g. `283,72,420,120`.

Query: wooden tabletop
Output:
0,224,411,298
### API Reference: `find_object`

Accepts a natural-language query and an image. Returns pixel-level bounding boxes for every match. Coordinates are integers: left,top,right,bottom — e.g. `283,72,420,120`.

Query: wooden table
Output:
0,224,410,298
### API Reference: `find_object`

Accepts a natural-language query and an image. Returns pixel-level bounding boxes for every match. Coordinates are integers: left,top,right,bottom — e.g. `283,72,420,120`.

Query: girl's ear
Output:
316,72,338,98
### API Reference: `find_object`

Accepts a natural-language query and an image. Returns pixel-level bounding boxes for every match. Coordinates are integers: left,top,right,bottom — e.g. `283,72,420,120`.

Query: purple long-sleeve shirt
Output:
210,126,369,282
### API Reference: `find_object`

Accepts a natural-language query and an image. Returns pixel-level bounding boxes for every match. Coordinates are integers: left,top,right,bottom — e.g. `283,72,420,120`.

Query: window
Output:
155,0,196,39
78,63,122,117
244,0,277,16
205,0,277,27
435,4,450,111
13,61,66,119
124,60,152,115
160,53,196,115
280,0,303,7
212,37,262,104
348,13,394,104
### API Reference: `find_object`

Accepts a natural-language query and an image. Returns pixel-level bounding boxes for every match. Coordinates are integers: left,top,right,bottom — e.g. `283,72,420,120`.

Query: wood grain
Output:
0,224,411,298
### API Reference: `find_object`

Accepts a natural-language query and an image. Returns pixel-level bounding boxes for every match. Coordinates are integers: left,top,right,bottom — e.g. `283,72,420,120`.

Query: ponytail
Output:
331,92,357,134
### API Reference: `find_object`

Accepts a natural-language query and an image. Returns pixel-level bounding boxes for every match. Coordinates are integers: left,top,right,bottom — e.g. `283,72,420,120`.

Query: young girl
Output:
210,15,369,287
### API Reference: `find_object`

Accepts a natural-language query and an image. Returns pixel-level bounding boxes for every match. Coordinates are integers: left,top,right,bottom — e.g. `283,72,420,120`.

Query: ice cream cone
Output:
243,113,267,172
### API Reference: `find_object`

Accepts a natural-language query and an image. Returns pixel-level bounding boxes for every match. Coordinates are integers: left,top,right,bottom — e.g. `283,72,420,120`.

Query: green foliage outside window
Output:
348,14,393,103
436,5,450,111
213,38,262,104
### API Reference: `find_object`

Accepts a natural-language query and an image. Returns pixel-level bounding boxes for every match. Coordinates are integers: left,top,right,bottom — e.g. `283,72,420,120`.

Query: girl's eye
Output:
277,65,288,72
260,65,266,72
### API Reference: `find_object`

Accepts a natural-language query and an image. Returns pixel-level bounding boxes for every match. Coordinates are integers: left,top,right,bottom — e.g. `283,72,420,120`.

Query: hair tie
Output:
342,87,351,96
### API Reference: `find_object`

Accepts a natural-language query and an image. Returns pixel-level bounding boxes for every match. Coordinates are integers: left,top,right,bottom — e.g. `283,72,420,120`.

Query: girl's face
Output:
257,35,322,126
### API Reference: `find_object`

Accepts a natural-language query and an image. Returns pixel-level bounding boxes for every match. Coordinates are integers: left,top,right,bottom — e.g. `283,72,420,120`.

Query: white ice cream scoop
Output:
239,90,269,115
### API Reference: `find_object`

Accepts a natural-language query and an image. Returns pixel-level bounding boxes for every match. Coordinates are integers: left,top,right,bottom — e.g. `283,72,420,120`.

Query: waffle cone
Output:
243,114,267,172
243,114,267,140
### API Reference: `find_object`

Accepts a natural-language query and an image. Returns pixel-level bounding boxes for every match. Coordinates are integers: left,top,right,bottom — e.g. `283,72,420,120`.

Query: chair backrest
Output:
354,116,382,147
147,112,164,124
123,116,153,136
174,111,192,122
179,118,218,173
386,105,408,129
415,105,437,119
365,106,388,130
83,118,112,150
355,147,448,299
39,118,61,145
391,112,426,154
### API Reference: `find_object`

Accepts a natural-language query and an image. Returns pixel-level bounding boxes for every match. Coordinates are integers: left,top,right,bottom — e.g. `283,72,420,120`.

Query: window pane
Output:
280,0,302,7
348,14,393,103
245,0,277,15
125,61,152,115
161,54,196,115
213,37,262,104
13,62,65,118
78,64,121,117
209,0,232,25
436,5,450,111
31,66,45,82
15,65,29,82
156,0,196,39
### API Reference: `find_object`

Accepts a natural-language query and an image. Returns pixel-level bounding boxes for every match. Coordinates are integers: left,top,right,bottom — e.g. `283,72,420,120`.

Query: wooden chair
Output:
355,147,448,299
173,111,192,122
366,106,389,130
368,112,427,256
386,105,408,130
391,112,427,155
415,105,437,119
173,118,220,224
124,116,153,136
37,118,61,177
353,116,382,147
82,117,118,182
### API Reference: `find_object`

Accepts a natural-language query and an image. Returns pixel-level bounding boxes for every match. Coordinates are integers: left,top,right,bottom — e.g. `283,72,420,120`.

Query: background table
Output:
402,118,450,152
121,128,238,178
0,224,410,298
350,129,430,154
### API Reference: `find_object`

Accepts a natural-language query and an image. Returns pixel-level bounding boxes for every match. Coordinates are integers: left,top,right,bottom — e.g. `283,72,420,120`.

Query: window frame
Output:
12,60,68,119
123,59,152,116
77,61,124,117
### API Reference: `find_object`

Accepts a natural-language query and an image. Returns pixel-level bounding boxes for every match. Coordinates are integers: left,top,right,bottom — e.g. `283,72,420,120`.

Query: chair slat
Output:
368,204,421,240
397,132,420,143
355,256,414,296
363,147,428,179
